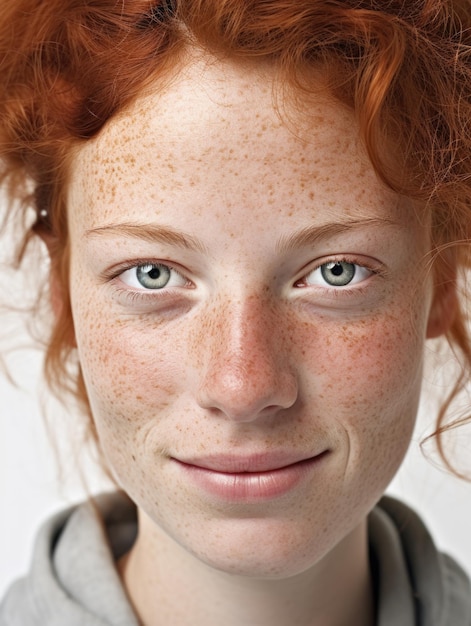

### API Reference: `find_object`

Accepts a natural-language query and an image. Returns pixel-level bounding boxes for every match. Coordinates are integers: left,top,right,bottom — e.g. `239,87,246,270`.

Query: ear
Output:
426,248,458,339
36,225,65,320
48,270,64,319
42,238,77,348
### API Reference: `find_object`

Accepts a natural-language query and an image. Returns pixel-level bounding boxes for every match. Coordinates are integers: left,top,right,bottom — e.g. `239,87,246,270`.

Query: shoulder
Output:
0,492,138,626
370,496,471,626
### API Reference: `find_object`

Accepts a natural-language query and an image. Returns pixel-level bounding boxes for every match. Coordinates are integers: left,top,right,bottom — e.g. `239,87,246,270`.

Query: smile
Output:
172,452,330,502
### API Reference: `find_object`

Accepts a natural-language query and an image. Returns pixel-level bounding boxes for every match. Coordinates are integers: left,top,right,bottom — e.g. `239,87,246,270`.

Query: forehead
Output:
68,54,404,235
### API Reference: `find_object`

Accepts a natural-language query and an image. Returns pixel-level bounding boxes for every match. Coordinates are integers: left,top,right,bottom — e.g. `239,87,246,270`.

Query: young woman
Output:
1,1,470,624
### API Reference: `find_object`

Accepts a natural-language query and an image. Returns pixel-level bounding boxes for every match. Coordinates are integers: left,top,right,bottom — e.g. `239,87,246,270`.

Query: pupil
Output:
331,263,343,276
148,267,161,279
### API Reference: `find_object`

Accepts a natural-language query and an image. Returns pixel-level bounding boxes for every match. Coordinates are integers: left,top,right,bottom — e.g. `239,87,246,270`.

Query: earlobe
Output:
36,229,63,319
49,272,64,319
426,250,458,339
37,227,71,337
46,253,78,349
426,282,458,338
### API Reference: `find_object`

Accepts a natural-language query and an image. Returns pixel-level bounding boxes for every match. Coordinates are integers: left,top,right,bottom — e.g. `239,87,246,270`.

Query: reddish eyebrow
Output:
276,218,398,253
85,217,397,254
85,223,208,253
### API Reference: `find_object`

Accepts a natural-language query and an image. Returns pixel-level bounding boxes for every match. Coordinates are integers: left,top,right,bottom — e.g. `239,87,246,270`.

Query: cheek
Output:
76,318,183,418
68,263,178,425
321,316,420,400
73,319,181,483
302,306,427,479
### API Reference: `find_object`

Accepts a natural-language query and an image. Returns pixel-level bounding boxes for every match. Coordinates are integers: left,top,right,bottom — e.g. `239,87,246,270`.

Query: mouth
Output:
171,451,329,502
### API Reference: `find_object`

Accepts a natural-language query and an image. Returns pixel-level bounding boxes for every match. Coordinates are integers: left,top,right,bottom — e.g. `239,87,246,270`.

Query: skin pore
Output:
65,53,451,626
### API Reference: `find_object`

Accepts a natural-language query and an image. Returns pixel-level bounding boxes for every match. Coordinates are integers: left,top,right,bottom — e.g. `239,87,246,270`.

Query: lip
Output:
172,451,329,502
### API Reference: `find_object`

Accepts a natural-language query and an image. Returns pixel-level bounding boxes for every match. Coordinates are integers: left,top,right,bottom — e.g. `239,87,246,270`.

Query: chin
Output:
176,516,347,580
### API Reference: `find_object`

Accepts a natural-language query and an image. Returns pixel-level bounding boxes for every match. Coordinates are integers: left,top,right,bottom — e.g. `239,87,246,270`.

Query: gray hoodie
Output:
1,493,470,625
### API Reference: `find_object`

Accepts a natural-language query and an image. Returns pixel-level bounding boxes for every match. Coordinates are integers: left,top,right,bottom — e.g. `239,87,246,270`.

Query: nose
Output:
195,295,298,422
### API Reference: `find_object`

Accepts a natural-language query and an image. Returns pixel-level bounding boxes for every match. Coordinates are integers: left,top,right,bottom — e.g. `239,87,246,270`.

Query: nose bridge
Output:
222,293,274,367
195,292,297,420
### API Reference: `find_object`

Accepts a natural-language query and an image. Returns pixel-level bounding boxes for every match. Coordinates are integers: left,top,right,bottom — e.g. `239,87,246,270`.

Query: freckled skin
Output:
66,56,449,624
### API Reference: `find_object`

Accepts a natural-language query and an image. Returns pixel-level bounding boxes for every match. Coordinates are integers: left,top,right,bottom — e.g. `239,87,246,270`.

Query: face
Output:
67,55,442,578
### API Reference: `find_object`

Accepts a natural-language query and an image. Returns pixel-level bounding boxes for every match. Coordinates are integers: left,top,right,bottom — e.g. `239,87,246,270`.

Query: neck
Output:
119,515,375,626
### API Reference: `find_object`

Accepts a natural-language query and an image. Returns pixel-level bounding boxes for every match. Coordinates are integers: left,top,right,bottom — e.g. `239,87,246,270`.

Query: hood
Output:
371,496,471,626
1,492,469,625
0,492,138,626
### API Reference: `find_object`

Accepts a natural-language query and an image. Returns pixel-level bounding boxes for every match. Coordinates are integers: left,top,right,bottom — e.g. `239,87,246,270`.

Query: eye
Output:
301,261,372,288
120,263,188,290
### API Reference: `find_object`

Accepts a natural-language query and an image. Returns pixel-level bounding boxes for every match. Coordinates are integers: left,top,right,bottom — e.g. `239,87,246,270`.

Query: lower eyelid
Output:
109,286,197,314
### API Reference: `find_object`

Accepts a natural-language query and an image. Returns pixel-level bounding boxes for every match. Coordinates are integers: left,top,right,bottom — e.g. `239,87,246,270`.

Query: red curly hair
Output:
1,0,471,473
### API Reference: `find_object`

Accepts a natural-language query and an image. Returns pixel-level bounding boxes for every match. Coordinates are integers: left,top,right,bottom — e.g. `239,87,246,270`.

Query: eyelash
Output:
104,255,382,305
294,256,381,293
103,259,192,296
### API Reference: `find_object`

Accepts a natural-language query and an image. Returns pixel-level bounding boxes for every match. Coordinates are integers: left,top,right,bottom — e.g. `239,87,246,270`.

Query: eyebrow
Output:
85,223,208,253
85,217,397,254
276,217,397,253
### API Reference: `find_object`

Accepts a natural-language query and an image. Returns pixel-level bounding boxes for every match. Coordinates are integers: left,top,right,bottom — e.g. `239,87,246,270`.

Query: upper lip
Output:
172,451,328,473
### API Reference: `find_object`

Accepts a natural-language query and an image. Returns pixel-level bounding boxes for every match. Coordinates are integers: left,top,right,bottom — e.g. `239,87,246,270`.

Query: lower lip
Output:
173,454,328,502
